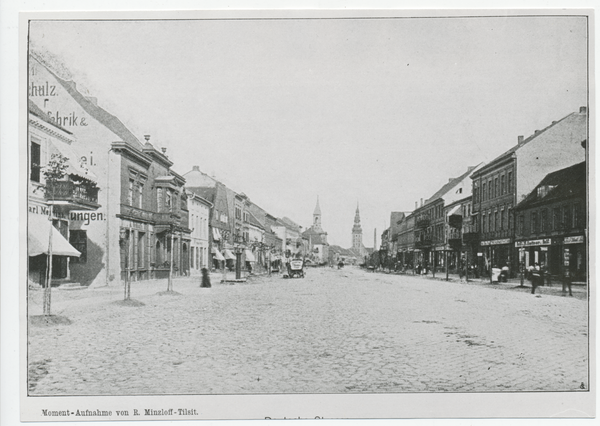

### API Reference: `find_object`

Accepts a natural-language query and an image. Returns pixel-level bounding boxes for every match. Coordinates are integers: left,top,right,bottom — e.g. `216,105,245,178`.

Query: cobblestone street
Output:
28,266,589,395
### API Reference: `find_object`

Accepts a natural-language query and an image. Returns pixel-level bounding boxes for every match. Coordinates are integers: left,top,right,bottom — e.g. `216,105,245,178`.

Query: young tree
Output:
41,153,69,316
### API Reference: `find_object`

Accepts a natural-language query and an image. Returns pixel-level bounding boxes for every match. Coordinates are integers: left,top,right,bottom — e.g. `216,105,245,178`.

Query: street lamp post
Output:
235,244,243,280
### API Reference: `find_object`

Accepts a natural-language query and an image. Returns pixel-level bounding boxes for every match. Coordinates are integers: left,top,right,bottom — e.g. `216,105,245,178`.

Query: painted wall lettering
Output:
70,211,105,225
46,110,88,127
29,81,58,97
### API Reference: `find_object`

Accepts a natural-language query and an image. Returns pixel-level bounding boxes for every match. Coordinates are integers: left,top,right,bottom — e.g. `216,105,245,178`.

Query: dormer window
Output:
537,185,556,199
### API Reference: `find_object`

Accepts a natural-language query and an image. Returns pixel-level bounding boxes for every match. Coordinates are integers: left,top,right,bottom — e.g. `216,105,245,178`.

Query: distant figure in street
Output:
531,263,541,294
500,264,509,283
200,268,211,288
562,270,573,296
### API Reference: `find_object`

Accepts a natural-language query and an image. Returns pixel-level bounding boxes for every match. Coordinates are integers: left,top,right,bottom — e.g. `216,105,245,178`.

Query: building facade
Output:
29,53,190,287
471,107,587,275
187,190,212,275
28,100,100,288
513,162,586,281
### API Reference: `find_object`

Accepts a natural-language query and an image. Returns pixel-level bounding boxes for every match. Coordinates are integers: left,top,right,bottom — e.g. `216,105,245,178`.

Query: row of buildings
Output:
27,51,331,288
378,107,588,281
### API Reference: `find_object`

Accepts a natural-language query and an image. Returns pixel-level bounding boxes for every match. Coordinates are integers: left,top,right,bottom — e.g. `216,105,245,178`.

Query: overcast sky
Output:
29,15,588,247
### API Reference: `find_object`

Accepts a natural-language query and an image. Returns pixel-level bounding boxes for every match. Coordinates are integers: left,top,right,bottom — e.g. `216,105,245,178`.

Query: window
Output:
501,175,505,195
483,213,487,233
69,230,87,263
541,209,548,232
518,215,524,235
473,182,479,203
235,206,241,220
488,180,492,199
531,212,538,234
482,183,486,201
30,141,41,182
495,211,499,231
500,210,505,231
553,207,561,230
157,188,163,212
128,179,134,205
495,178,499,198
563,205,572,230
573,202,583,228
137,182,144,209
166,190,172,211
508,171,513,192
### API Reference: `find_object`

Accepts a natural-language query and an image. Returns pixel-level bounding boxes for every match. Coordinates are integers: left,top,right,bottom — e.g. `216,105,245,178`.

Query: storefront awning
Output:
447,205,462,217
223,249,236,260
244,249,256,262
212,227,221,241
28,214,81,257
211,248,225,261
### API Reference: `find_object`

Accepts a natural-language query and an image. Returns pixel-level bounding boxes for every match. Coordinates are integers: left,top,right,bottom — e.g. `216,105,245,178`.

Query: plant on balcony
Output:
43,153,69,184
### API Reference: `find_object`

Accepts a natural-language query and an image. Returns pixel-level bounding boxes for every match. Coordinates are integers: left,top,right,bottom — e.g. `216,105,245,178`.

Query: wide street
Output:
28,266,588,395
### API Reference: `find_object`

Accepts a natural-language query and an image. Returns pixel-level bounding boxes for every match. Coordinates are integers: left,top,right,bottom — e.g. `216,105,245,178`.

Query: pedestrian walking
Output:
562,269,573,296
200,267,211,288
531,263,541,294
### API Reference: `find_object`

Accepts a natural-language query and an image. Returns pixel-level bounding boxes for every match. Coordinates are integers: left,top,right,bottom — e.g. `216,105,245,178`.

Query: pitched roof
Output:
28,99,72,135
186,186,216,203
425,166,479,206
247,211,265,230
41,60,144,151
473,110,579,177
514,162,586,210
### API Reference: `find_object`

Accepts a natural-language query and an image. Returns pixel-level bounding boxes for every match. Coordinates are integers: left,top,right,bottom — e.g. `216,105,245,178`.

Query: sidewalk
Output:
368,268,588,300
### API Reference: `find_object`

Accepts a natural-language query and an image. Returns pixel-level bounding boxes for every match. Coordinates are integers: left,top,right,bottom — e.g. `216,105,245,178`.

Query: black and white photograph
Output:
3,4,595,423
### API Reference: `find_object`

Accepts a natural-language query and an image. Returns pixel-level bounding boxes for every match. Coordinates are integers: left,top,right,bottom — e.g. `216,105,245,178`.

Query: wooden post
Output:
44,206,54,316
445,250,449,281
465,250,469,283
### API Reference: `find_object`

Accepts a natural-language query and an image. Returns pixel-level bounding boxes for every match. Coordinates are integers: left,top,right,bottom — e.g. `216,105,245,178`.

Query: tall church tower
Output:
313,196,322,232
352,203,363,250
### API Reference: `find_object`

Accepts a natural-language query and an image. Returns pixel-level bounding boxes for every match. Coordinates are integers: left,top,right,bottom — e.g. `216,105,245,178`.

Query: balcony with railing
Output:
45,180,100,211
446,228,462,242
416,216,431,229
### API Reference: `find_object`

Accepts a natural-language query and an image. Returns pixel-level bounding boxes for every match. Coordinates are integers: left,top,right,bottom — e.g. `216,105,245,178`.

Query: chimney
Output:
420,198,424,207
192,165,200,171
161,147,167,154
580,106,587,113
415,201,418,209
518,135,524,144
534,130,540,134
144,135,150,142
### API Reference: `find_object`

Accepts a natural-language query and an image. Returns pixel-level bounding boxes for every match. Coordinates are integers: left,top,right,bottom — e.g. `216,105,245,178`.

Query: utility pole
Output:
445,250,449,281
44,205,54,316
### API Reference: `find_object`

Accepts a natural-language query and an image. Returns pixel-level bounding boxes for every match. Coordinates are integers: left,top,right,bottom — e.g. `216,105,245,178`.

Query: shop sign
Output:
564,235,584,244
121,219,147,231
28,202,68,219
70,211,105,225
515,238,552,247
480,238,511,246
540,247,548,251
477,253,483,256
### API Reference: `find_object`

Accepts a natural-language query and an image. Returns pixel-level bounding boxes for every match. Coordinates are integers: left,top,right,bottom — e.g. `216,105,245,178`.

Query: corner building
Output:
28,53,190,287
470,107,587,276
